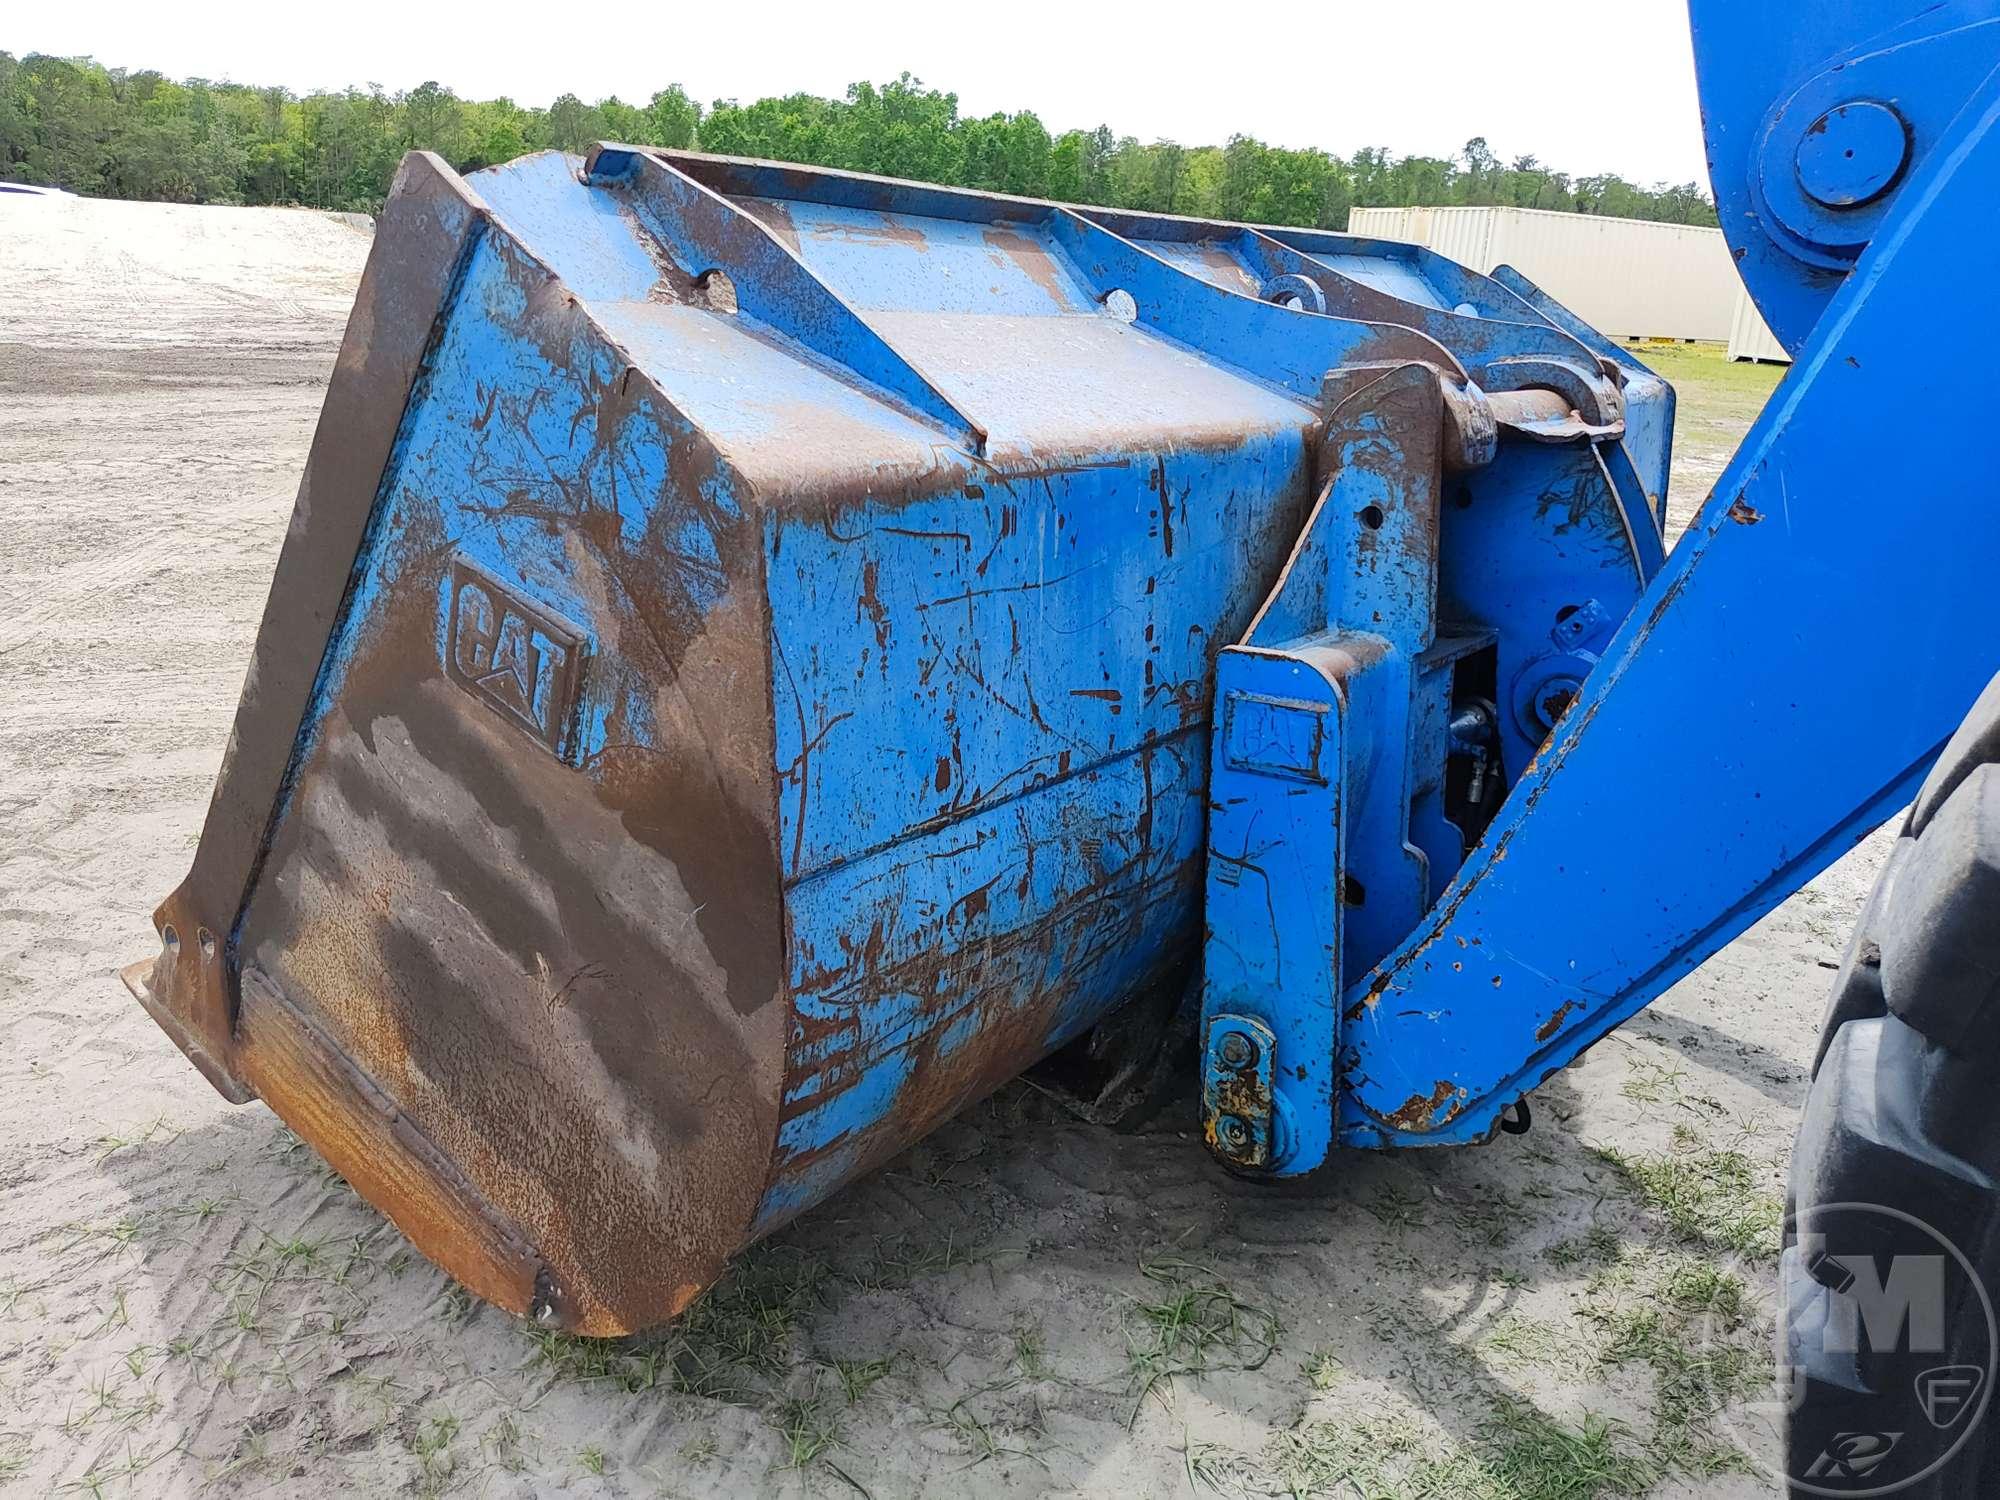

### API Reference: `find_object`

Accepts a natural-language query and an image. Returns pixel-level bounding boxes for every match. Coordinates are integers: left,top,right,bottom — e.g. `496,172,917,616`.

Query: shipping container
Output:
1347,204,1785,351
1727,282,1794,363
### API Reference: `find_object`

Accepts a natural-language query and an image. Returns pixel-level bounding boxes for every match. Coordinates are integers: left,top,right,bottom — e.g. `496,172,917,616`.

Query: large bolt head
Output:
1796,101,1910,209
1217,1031,1257,1068
1216,1114,1253,1153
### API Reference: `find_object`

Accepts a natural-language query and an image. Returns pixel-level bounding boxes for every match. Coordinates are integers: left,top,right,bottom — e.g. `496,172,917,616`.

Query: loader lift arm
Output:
1195,0,2000,1168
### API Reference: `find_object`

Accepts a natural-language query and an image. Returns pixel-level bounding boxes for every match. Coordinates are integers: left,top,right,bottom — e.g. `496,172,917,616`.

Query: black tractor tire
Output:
1787,672,2000,1496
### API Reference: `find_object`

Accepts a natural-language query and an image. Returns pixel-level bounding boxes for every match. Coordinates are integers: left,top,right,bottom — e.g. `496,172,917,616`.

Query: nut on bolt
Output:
1215,1114,1254,1156
1217,1030,1258,1068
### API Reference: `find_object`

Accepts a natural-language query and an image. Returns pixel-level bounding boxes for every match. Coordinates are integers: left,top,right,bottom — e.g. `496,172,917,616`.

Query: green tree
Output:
0,52,1717,228
645,84,699,149
540,92,598,154
401,79,465,158
838,73,962,181
14,54,116,190
594,95,648,146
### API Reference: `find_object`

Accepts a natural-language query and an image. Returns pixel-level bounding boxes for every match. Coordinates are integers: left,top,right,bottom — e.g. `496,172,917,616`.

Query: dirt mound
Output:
0,195,372,352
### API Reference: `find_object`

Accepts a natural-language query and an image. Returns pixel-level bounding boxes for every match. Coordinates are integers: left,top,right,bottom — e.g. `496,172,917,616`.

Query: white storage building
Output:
1346,204,1790,362
1726,284,1792,363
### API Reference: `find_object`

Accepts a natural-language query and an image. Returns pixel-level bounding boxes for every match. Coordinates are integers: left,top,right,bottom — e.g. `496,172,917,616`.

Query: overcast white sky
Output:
9,0,1711,186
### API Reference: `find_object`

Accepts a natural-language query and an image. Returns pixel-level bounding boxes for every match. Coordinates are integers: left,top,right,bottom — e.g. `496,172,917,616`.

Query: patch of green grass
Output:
1620,1059,1688,1108
1620,1058,1723,1117
519,1245,831,1403
521,1327,670,1394
1593,1139,1781,1258
673,1245,831,1398
411,1412,460,1496
677,1434,718,1465
1661,1260,1747,1325
1269,1414,1425,1498
828,1356,893,1404
95,1289,131,1335
1480,1316,1591,1378
577,1444,606,1477
848,1232,966,1291
1443,1187,1525,1249
1302,1349,1344,1395
262,1124,348,1190
480,1414,528,1475
1123,1256,1280,1424
58,1213,153,1262
1182,1432,1267,1496
1639,342,1788,402
1366,1182,1431,1229
1269,1403,1656,1500
1568,1237,1775,1467
58,1376,129,1448
1012,1325,1051,1382
1546,1225,1624,1270
93,1115,181,1162
165,1193,236,1225
772,1386,841,1469
1596,1304,1768,1437
436,1283,475,1326
932,1395,1029,1468
1484,1399,1661,1499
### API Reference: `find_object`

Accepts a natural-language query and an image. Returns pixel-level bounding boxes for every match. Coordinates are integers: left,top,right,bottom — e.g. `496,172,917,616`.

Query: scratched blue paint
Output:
194,6,2000,1290
468,148,664,300
750,1144,867,1236
299,218,743,786
734,195,1091,316
1343,45,2000,1149
1484,264,1676,517
766,738,1207,1189
766,440,1310,878
261,138,1712,1237
776,1025,919,1156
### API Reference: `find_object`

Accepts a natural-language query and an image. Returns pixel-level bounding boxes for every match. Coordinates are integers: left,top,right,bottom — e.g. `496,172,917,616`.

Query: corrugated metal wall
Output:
1346,204,1787,351
1727,283,1793,363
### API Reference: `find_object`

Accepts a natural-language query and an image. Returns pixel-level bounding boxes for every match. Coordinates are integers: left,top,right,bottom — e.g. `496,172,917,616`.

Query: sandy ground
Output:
0,195,1850,1500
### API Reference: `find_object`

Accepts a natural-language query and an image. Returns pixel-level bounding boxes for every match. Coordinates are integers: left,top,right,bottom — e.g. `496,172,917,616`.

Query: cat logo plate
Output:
444,558,587,761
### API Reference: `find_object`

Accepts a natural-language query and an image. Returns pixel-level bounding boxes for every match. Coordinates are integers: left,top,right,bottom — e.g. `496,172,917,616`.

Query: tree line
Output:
0,53,1718,230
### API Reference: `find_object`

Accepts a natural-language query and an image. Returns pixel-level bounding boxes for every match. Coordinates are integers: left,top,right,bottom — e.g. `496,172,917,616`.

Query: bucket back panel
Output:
771,437,1314,876
757,427,1316,1225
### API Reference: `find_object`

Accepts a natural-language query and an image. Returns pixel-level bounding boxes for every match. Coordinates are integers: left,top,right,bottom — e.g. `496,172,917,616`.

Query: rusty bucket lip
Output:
119,151,787,1338
123,951,627,1332
120,957,254,1105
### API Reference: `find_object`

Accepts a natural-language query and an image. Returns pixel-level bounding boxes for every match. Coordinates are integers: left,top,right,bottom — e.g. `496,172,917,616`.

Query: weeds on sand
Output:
1123,1256,1280,1424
